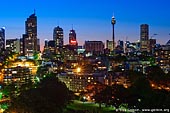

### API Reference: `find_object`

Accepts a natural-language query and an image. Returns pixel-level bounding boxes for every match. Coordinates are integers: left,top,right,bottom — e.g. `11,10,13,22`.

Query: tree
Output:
94,86,113,108
146,66,165,83
6,76,71,113
111,84,128,108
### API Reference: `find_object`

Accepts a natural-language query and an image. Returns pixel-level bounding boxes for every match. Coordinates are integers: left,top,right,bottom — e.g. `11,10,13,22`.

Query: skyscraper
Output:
140,24,149,52
111,16,116,51
69,29,78,49
23,12,39,56
0,27,5,53
53,26,64,48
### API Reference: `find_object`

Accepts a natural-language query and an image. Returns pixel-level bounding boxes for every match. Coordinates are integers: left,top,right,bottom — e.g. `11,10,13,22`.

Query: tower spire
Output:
112,12,115,18
111,15,116,51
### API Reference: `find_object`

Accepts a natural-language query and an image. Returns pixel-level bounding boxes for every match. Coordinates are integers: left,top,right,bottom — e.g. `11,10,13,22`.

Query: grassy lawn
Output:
65,100,115,113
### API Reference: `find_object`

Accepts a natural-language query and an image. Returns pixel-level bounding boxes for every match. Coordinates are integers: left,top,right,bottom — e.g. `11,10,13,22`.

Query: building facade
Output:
6,39,20,53
23,12,39,56
84,41,104,55
140,24,149,52
0,28,5,53
53,26,64,48
69,29,78,49
106,40,113,51
149,39,156,54
3,66,33,86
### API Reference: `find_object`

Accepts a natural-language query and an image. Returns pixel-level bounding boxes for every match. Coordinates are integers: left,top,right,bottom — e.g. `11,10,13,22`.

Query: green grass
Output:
66,100,115,113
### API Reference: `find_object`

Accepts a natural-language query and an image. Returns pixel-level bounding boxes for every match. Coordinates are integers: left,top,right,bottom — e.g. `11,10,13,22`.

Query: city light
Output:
77,67,81,73
0,2,169,112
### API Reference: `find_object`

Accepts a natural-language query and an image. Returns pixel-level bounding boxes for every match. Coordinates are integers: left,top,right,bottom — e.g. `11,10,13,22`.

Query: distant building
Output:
155,44,170,73
20,38,24,55
37,38,40,52
48,40,56,54
53,26,64,48
6,39,20,53
23,12,39,56
117,40,124,48
0,27,5,53
77,46,85,55
69,29,78,49
140,24,149,52
3,66,33,86
149,39,156,54
44,39,48,48
58,73,106,92
84,41,104,55
106,40,113,51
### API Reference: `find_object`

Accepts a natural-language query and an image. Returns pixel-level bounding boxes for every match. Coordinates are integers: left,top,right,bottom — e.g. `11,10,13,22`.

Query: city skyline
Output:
0,0,170,50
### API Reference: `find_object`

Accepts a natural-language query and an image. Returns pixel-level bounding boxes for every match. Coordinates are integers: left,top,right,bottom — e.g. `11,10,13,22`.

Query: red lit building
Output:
69,29,78,49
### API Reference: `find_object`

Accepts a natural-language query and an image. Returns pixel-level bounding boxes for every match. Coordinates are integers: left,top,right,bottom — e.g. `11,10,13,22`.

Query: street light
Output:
77,67,81,73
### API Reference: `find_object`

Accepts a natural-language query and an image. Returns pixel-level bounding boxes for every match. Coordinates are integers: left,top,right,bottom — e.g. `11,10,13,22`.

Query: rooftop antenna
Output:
112,12,115,18
72,24,73,30
34,9,36,15
57,20,60,26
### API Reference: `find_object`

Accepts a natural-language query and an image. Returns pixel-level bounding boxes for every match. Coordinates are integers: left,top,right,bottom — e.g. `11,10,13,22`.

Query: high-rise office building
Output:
53,26,64,48
140,24,149,52
69,29,78,47
23,12,39,56
0,27,5,53
111,16,116,50
6,39,20,53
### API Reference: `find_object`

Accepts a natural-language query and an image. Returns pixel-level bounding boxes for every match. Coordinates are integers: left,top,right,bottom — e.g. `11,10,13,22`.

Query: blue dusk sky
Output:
0,0,170,49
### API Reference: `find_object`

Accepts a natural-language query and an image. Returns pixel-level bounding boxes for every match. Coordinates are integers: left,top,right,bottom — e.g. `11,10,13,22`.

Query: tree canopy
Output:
5,76,71,113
